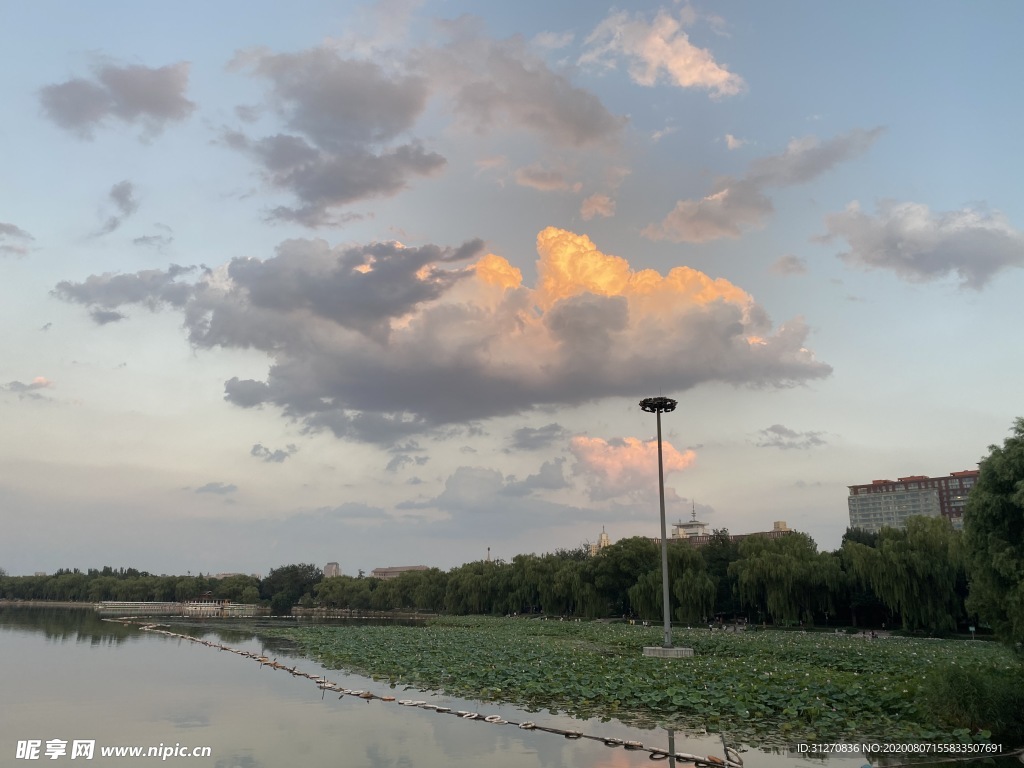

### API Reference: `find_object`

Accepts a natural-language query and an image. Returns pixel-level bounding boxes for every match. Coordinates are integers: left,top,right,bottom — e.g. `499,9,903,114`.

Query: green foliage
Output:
920,662,1024,743
964,417,1024,647
261,563,322,615
846,517,965,632
842,526,880,548
260,616,1018,745
730,533,840,625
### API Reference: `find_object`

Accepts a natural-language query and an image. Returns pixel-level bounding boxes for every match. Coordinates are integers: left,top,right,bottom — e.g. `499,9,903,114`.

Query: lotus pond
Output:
257,617,1022,747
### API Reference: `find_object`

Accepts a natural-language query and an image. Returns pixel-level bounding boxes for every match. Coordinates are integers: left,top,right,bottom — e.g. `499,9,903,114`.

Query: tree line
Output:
0,521,967,632
3,418,1022,646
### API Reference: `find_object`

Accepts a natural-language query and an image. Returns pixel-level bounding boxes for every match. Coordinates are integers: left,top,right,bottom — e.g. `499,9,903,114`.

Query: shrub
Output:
920,663,1024,743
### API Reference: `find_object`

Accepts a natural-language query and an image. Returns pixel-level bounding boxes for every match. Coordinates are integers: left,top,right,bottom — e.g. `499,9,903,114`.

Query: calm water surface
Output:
0,608,977,768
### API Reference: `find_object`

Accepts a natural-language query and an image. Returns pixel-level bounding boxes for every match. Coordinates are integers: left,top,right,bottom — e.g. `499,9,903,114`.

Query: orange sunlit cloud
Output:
570,435,696,500
71,225,829,438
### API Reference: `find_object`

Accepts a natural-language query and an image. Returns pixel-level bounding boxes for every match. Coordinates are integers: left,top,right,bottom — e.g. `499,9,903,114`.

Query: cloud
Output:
725,134,746,150
53,264,196,318
134,234,173,250
581,9,744,98
1,377,54,400
513,162,579,192
503,458,569,496
644,178,772,243
580,193,615,221
397,464,592,538
39,62,195,139
422,19,625,148
644,128,883,243
507,423,568,451
90,309,127,325
195,482,237,494
531,31,574,51
95,180,140,236
55,227,830,444
0,222,34,256
755,424,827,450
570,435,696,500
747,130,883,187
250,443,298,463
820,200,1024,289
226,46,443,225
771,255,808,276
225,130,445,227
385,440,429,472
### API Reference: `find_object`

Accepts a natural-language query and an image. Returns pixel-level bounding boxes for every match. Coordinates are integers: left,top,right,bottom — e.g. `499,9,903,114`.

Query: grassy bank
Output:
257,616,1022,746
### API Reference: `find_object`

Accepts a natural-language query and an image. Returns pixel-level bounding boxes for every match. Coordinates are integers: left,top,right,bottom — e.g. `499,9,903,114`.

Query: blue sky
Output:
2,1,1022,577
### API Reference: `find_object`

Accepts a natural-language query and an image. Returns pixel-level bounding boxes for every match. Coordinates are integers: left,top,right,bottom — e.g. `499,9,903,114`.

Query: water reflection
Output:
1,608,1018,768
0,605,138,644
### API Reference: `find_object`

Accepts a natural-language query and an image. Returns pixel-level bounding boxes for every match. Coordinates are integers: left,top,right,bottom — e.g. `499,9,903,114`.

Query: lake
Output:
0,607,1003,768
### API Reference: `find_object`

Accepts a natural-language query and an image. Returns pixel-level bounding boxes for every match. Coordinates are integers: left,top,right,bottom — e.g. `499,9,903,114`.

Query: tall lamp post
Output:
640,396,677,649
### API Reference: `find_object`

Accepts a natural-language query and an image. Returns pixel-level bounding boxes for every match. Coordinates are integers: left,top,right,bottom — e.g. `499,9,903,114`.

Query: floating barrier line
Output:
107,618,743,767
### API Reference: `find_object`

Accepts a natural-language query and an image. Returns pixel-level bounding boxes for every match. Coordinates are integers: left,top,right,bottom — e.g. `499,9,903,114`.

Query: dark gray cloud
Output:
1,378,54,400
96,180,139,236
232,48,427,147
820,200,1024,289
229,132,446,226
225,47,443,226
645,128,884,243
39,62,195,139
224,378,271,408
420,19,625,148
755,424,827,450
398,463,633,539
223,234,482,341
54,229,830,445
503,458,569,496
0,222,33,256
195,482,237,494
53,264,196,318
250,443,298,463
507,423,568,451
90,308,127,325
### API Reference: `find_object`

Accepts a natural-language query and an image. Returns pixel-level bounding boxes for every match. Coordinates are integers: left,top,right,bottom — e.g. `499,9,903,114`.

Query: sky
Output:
2,1,1023,578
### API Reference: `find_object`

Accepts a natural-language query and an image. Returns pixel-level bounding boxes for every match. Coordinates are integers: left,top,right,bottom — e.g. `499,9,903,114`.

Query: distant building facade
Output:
637,513,795,548
370,565,429,580
324,562,341,578
847,470,979,533
588,527,611,556
675,520,794,548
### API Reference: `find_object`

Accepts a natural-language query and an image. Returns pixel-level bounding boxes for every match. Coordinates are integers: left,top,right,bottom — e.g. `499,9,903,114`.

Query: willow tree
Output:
846,516,964,632
964,417,1024,647
730,533,840,625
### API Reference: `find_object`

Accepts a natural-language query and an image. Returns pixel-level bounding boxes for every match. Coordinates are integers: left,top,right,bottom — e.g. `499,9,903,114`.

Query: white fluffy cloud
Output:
582,9,744,98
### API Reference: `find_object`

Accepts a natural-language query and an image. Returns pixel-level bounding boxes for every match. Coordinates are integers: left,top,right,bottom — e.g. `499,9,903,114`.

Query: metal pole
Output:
657,409,672,648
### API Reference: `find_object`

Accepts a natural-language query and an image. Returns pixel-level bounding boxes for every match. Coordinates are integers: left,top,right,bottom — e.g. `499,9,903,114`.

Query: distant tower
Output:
672,503,707,539
589,526,612,555
324,562,341,578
